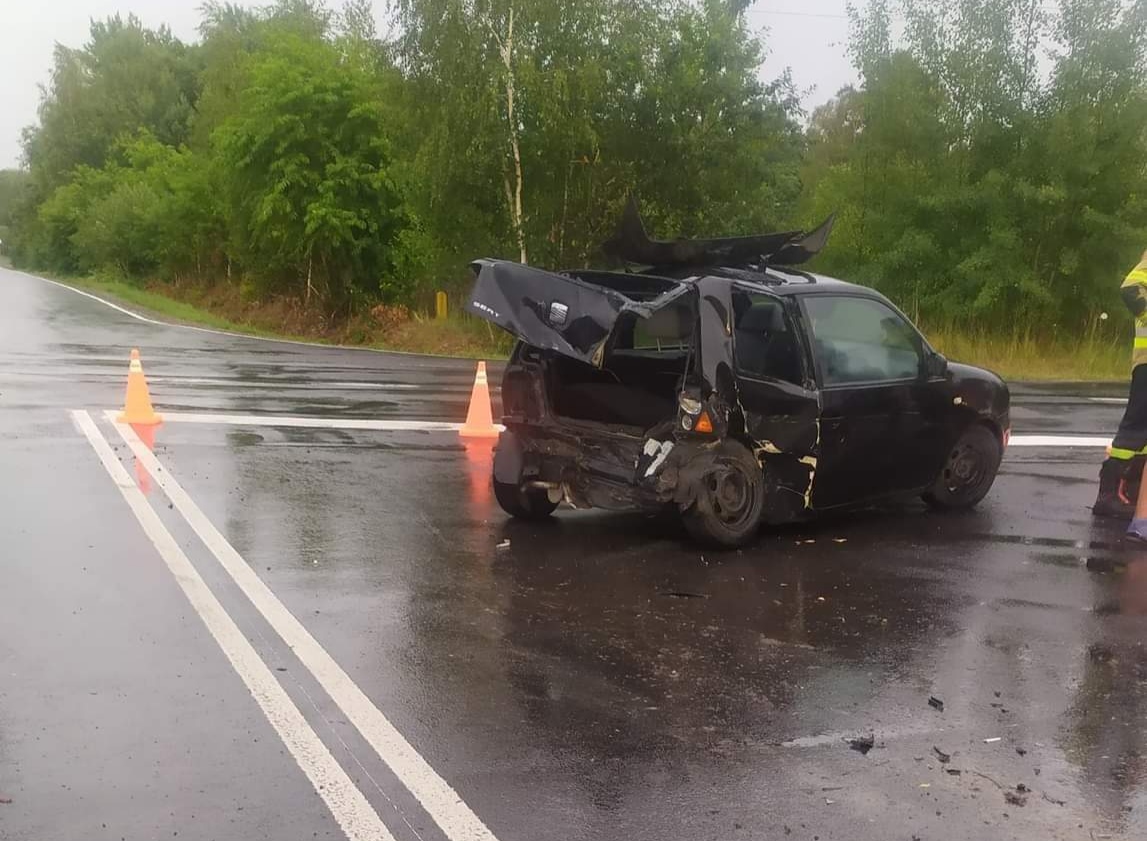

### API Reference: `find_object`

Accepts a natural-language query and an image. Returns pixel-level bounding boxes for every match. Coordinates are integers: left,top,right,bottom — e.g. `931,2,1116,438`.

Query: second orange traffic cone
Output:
118,348,162,425
460,360,499,438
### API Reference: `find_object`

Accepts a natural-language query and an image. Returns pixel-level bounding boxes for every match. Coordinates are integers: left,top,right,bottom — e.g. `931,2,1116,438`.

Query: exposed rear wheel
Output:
683,441,765,548
924,425,1002,509
493,478,560,520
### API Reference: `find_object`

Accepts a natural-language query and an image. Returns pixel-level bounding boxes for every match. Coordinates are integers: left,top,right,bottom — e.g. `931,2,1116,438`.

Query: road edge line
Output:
71,410,396,841
106,412,501,841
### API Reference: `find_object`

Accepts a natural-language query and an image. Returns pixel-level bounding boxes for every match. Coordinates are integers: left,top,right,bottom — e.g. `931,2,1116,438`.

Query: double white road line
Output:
73,409,499,841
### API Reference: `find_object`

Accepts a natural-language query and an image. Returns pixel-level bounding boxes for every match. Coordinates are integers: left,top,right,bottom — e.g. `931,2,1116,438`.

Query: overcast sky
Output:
0,0,860,170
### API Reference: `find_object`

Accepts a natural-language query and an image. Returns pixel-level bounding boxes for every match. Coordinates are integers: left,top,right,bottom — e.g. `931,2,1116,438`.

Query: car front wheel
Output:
493,478,560,520
924,424,1002,509
683,441,765,548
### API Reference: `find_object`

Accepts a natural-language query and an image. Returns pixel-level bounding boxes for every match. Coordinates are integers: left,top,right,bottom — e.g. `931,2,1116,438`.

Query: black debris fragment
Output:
946,768,962,776
1016,747,1028,757
1042,793,1066,807
848,735,876,755
929,696,945,712
1017,783,1030,794
0,797,12,805
1004,790,1027,807
933,746,951,764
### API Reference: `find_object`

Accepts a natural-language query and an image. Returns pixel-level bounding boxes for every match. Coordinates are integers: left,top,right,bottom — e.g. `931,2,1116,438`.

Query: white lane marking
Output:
150,378,427,391
161,411,462,431
71,410,396,841
148,411,1097,445
1009,435,1108,447
13,268,484,360
152,410,506,433
108,416,501,841
30,274,164,324
1088,397,1128,404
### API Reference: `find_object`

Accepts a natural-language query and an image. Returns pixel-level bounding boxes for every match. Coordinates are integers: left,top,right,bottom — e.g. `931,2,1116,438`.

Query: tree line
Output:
2,0,1146,335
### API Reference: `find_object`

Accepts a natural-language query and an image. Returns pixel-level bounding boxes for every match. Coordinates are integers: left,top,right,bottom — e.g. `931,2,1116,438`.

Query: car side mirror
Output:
924,351,948,379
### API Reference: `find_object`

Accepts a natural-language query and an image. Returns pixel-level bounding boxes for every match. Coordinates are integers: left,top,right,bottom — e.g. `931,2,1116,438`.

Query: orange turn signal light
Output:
694,411,714,434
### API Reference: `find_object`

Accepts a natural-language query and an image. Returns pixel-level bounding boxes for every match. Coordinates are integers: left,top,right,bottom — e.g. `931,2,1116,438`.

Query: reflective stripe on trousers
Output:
1109,446,1147,460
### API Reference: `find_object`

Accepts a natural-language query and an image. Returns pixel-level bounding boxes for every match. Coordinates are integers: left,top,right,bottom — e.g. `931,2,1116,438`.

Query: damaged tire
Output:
924,424,1002,510
683,440,765,548
494,479,560,520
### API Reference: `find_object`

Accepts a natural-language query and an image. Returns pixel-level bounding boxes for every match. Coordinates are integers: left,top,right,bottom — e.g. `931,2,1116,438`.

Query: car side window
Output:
732,291,804,386
803,295,922,386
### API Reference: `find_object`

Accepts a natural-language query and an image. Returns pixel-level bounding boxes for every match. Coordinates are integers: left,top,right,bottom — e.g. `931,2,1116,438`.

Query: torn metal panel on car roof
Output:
601,195,835,269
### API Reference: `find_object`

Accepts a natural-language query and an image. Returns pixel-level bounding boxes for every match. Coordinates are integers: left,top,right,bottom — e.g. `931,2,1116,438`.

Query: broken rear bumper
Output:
495,422,707,512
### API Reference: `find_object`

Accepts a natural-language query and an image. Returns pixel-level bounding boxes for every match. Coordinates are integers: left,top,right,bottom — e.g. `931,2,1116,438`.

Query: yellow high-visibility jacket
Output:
1122,257,1147,368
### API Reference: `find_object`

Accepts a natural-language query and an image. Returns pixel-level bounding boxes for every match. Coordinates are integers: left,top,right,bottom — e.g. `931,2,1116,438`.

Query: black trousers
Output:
1111,364,1147,459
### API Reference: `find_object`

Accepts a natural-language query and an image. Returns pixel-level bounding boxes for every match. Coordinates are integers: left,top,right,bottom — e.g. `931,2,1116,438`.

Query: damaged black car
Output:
466,204,1011,547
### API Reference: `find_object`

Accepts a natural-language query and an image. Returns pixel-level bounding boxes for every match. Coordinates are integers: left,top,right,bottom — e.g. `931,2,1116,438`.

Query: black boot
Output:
1094,458,1134,519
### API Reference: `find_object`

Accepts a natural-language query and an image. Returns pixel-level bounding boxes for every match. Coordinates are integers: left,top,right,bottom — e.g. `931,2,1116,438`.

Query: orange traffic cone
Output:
460,360,499,438
117,348,162,425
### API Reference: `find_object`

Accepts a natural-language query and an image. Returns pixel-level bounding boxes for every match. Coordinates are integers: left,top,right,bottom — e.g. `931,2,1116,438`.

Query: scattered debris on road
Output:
848,734,876,755
0,796,12,805
928,695,945,712
933,746,951,764
1004,789,1028,807
983,737,1002,743
496,539,511,552
1015,747,1028,757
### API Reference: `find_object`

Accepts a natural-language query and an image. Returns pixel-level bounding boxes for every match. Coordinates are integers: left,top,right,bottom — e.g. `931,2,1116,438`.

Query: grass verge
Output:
925,326,1129,382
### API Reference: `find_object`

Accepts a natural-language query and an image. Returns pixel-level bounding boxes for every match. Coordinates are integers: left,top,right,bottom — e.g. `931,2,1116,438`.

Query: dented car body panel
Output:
472,257,1010,536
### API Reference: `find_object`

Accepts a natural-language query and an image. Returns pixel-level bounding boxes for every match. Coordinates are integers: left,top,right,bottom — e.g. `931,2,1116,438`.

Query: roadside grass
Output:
10,267,1134,378
924,326,1129,382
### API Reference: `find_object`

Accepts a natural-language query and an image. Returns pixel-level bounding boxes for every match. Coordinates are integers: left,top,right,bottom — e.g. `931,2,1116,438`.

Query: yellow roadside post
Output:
435,290,448,320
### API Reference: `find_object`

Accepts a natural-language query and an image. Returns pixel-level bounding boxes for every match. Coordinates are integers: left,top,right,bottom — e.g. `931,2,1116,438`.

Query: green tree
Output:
212,30,407,310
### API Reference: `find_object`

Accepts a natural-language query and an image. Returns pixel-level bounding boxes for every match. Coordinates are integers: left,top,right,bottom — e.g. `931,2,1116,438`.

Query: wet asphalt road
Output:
2,266,1147,841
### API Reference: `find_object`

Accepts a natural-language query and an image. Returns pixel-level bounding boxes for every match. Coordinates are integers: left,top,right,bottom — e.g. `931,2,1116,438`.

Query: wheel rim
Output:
706,464,756,527
941,440,988,497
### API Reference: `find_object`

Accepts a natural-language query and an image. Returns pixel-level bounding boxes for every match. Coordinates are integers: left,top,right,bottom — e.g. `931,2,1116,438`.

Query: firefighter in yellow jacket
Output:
1095,251,1147,522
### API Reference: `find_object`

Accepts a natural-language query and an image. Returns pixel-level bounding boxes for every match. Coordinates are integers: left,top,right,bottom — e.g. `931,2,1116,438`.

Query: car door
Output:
801,293,938,508
730,288,820,523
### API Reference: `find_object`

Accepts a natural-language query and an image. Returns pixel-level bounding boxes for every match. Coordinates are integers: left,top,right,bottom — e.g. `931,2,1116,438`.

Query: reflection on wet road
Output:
3,266,1147,841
